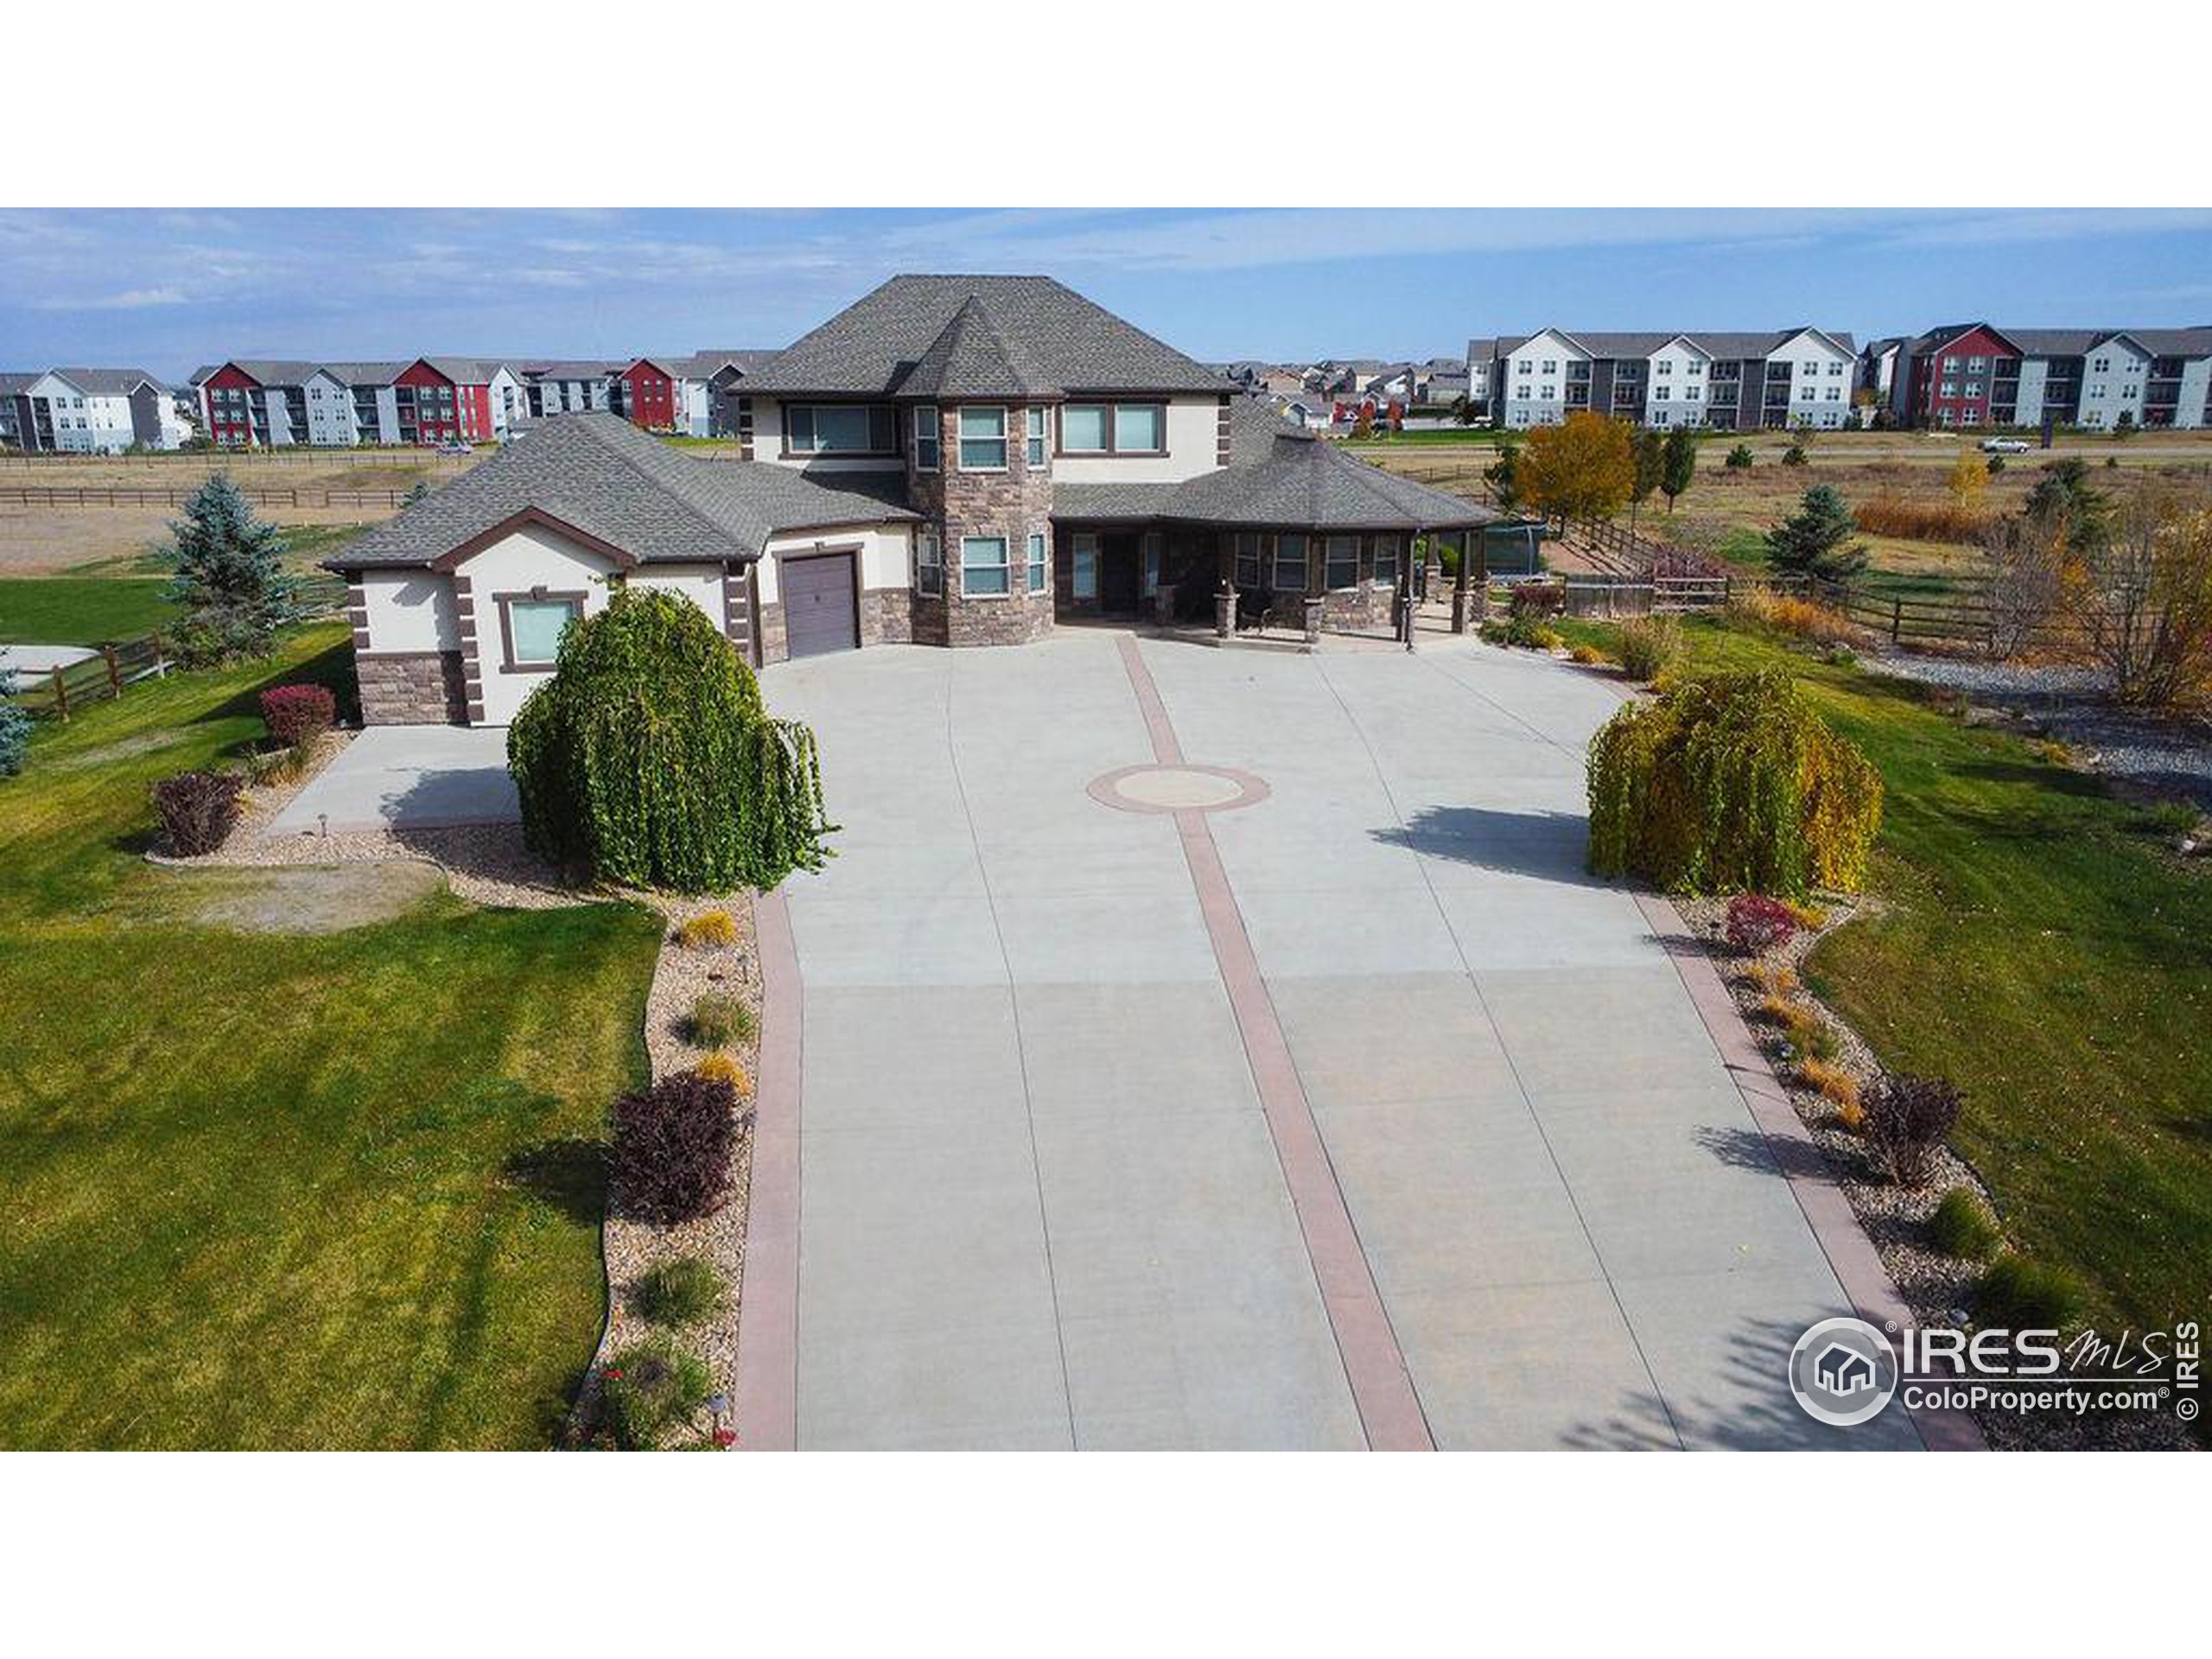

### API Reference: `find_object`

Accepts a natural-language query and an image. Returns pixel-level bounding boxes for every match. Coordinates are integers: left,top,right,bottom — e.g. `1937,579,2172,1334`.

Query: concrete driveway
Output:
266,724,517,836
754,632,1923,1451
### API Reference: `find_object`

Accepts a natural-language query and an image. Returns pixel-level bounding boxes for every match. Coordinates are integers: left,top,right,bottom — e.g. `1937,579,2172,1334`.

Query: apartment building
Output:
1,367,188,452
1889,323,2212,429
1480,327,1858,430
198,357,523,446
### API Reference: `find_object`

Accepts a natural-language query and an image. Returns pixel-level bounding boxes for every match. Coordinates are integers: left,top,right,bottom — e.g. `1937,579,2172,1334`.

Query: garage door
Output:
782,552,859,658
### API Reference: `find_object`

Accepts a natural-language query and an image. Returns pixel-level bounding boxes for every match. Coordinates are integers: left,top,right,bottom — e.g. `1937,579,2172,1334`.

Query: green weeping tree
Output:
507,588,835,893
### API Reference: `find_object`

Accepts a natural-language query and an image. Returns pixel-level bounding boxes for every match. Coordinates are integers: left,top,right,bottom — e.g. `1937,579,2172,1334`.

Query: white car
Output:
1980,437,2030,454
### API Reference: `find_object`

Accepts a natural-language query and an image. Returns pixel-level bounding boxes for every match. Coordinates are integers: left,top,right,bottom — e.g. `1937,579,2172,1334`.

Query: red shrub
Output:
153,769,245,855
260,683,336,747
610,1070,747,1224
1725,892,1798,955
1510,582,1567,620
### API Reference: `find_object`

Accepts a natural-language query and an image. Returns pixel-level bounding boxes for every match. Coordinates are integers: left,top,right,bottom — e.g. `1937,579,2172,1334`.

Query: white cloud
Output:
34,285,188,311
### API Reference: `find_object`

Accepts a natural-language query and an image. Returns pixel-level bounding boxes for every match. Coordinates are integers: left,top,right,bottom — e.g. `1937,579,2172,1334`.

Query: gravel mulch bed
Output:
1675,894,2190,1451
1869,648,2212,809
575,893,761,1449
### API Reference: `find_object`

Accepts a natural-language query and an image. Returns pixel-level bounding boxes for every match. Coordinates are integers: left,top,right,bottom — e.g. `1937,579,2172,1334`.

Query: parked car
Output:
1980,437,2030,453
435,441,473,456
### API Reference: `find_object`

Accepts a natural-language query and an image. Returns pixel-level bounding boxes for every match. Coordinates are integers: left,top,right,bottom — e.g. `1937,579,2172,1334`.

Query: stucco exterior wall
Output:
361,569,461,652
1050,397,1222,483
452,524,619,724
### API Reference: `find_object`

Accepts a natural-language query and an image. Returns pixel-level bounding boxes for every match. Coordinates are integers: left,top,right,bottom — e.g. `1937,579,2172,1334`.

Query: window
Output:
1273,533,1308,594
1685,385,1701,401
1027,406,1049,467
961,534,1009,595
2092,356,2110,373
1113,404,1165,453
1828,360,1846,375
1060,404,1109,452
1071,533,1099,600
1540,384,1555,400
1234,532,1262,587
916,531,942,597
1325,535,1358,588
785,403,896,454
912,404,939,469
1688,360,1704,376
1027,531,1047,593
1516,359,1532,373
1654,385,1670,402
958,405,1007,468
1541,359,1557,374
501,594,582,669
1656,360,1672,376
1372,537,1402,588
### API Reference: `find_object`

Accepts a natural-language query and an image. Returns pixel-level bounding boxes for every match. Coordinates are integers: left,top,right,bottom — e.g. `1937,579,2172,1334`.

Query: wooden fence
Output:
10,575,348,721
3,484,422,511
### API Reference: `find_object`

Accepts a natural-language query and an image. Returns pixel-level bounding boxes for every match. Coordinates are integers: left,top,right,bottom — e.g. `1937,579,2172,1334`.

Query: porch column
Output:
1452,530,1472,633
1215,531,1235,637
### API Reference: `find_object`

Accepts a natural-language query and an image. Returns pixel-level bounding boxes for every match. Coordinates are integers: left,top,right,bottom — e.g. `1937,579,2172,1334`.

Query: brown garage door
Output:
782,551,858,658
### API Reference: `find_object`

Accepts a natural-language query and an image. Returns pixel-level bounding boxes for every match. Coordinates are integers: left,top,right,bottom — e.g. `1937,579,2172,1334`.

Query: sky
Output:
4,207,2212,381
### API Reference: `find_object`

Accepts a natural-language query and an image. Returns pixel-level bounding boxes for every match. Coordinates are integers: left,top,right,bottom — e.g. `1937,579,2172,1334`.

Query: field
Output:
0,627,662,1447
0,449,483,582
1554,609,2212,1343
1364,427,2212,597
1,577,180,644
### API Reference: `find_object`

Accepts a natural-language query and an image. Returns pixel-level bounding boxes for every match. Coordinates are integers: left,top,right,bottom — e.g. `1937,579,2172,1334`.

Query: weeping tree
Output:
1587,667,1883,898
508,588,834,893
161,474,299,664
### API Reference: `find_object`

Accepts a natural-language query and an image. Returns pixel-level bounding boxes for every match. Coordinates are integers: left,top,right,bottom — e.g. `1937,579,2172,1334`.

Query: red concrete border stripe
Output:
1115,637,1433,1451
1636,893,1985,1452
734,886,804,1452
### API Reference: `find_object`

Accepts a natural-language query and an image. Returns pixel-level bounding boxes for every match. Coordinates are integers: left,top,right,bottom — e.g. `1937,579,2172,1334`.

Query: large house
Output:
1885,323,2212,429
0,367,188,452
329,274,1491,726
1477,328,1859,430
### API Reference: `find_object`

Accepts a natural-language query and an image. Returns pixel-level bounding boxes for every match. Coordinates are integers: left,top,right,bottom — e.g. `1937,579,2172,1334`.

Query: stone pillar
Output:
1302,596,1323,645
1154,582,1177,626
1215,583,1235,639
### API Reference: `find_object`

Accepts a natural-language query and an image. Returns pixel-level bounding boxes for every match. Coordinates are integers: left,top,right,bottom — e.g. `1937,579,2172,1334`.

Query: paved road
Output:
758,632,1917,1450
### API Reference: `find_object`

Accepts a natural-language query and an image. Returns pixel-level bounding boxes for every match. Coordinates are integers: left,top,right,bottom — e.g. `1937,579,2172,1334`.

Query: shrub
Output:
152,769,245,855
1725,892,1798,955
691,1052,751,1094
1483,615,1560,651
1509,582,1567,620
600,1337,711,1450
0,670,29,779
688,990,753,1049
1974,1254,2083,1331
1832,1096,1866,1134
508,588,835,893
1986,454,2006,476
610,1070,742,1224
1798,1057,1859,1115
1745,960,1797,1000
1616,615,1681,683
677,910,737,950
1927,1188,2001,1261
1785,899,1828,931
1725,444,1755,469
1782,1006,1839,1065
1861,1073,1961,1186
1781,442,1808,467
1569,644,1606,666
1586,668,1885,897
632,1255,726,1328
259,683,336,747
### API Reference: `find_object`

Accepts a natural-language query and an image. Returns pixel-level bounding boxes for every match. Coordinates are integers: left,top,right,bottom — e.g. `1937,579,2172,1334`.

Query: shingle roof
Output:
48,367,168,395
0,372,37,395
741,275,1233,397
327,413,913,572
226,359,321,387
416,357,518,385
1488,327,1856,362
318,360,410,385
893,296,1059,399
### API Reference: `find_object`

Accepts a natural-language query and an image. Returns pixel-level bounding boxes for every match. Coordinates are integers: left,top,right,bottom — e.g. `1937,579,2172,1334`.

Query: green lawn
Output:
0,577,181,644
0,626,661,1447
1556,613,2212,1337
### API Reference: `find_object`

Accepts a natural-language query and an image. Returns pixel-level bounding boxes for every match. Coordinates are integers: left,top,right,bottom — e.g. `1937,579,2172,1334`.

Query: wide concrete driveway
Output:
760,632,1920,1451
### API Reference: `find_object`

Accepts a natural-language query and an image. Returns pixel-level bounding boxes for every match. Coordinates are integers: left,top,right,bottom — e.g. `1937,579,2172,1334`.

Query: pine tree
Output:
0,669,30,779
162,474,299,663
1765,484,1866,583
1483,438,1522,513
1660,426,1697,512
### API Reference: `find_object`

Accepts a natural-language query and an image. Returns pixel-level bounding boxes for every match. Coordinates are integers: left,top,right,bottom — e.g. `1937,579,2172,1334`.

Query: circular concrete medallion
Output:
1087,763,1270,816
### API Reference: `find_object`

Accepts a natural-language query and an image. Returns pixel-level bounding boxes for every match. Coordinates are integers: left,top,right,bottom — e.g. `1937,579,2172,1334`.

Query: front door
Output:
1099,532,1141,614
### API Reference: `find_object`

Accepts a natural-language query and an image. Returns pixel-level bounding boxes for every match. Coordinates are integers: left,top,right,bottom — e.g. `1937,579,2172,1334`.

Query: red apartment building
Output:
1898,324,2018,428
616,359,681,431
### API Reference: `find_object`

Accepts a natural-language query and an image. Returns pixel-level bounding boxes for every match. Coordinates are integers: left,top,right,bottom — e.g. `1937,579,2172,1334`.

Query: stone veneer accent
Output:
862,586,912,645
756,599,788,665
906,402,1054,649
451,570,488,723
356,651,468,723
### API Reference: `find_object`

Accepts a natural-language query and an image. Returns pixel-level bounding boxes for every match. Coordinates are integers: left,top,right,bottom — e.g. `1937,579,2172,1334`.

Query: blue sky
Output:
4,207,2210,379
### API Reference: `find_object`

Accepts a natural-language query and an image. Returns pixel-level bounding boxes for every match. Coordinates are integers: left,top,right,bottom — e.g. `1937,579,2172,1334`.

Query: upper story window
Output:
916,531,942,596
1058,401,1167,455
2091,357,2110,373
1027,407,1049,467
1656,360,1672,376
1540,359,1558,374
958,405,1007,469
785,402,897,455
1516,359,1532,373
912,404,939,470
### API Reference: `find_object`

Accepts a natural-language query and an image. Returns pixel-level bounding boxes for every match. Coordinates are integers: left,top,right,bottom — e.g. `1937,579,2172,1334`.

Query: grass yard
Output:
1555,612,2212,1338
0,576,180,643
0,626,662,1448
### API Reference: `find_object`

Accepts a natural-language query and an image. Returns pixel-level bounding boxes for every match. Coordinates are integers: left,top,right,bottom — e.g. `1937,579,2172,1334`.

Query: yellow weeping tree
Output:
1586,667,1883,898
507,588,835,893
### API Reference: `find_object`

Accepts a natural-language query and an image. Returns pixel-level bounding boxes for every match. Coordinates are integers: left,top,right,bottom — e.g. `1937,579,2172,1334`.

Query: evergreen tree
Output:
404,481,431,506
0,669,30,779
1660,426,1697,512
161,474,299,663
1764,484,1866,583
1483,437,1522,513
1629,427,1667,537
2024,458,2113,559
